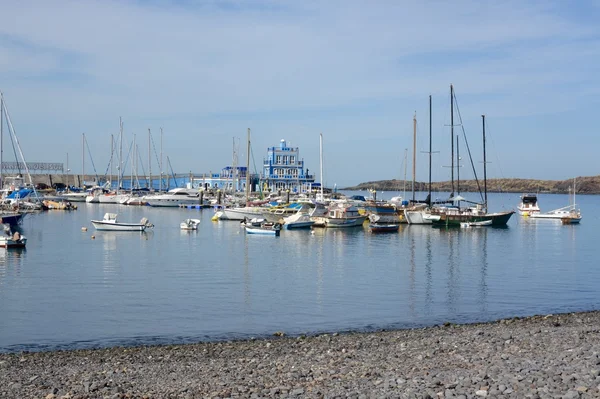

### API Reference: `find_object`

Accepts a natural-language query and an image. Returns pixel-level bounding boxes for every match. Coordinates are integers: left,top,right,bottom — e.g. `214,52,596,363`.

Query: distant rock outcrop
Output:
342,176,600,194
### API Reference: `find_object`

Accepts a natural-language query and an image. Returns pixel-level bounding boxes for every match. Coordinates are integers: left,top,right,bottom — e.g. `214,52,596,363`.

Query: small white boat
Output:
243,219,281,236
0,230,27,248
460,220,492,228
91,213,154,231
180,218,200,230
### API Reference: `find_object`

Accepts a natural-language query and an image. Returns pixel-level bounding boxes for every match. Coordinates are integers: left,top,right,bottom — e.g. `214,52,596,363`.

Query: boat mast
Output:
450,84,455,196
82,133,85,189
110,134,113,188
118,117,123,193
482,114,488,210
148,128,151,190
412,111,416,202
319,132,324,201
428,95,432,206
246,128,251,204
403,148,407,200
160,127,163,192
456,135,460,195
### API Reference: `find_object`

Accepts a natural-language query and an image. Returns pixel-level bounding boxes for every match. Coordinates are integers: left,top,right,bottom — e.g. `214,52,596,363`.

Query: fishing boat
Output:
0,229,26,248
369,223,400,233
91,213,154,231
323,203,367,228
517,194,540,216
144,188,203,207
180,218,200,230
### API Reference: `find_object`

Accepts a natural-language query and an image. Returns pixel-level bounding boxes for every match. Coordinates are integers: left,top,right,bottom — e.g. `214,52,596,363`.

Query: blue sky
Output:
1,0,599,187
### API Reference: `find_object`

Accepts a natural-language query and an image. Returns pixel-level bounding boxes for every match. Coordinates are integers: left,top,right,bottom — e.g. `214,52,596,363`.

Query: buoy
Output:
211,215,218,222
91,235,95,239
81,227,88,232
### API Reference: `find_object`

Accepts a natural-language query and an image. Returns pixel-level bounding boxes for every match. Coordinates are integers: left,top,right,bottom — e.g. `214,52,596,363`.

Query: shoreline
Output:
2,311,600,398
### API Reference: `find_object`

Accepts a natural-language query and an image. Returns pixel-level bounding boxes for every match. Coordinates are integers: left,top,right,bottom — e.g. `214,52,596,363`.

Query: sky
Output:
0,0,599,188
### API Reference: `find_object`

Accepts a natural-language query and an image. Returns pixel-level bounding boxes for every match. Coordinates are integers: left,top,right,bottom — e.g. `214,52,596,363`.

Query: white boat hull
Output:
91,221,148,231
245,226,280,236
220,208,265,221
324,215,367,228
405,210,433,225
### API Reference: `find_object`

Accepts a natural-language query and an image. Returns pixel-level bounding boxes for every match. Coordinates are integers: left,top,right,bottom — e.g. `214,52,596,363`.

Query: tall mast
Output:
319,133,324,201
110,134,113,188
246,128,251,204
118,117,123,193
82,133,85,188
428,95,432,206
456,135,460,195
160,127,163,192
482,114,488,210
133,134,136,190
412,111,416,202
148,128,151,189
450,84,455,196
403,148,407,200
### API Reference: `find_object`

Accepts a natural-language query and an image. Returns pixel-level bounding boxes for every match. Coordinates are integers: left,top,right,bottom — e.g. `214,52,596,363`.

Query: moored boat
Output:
91,213,154,231
283,210,315,229
243,220,281,236
517,194,540,216
0,229,26,248
180,218,200,230
323,203,367,228
369,223,399,233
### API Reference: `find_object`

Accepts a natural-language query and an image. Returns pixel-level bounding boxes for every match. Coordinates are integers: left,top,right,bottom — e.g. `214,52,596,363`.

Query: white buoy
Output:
81,227,88,232
91,235,95,239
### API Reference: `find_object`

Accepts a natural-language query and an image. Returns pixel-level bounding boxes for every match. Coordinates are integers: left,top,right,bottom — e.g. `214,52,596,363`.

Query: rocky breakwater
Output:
2,311,600,398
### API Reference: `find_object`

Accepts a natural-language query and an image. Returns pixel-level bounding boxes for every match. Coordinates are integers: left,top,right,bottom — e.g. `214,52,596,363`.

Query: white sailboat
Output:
530,178,581,222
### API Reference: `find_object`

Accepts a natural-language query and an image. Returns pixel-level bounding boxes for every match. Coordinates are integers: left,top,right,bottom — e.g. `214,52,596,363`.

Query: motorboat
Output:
517,194,540,216
180,218,200,230
91,213,154,231
283,210,315,229
143,188,202,207
219,206,266,221
0,229,26,248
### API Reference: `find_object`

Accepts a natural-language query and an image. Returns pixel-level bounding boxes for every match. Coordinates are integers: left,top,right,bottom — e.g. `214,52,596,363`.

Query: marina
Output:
0,190,595,353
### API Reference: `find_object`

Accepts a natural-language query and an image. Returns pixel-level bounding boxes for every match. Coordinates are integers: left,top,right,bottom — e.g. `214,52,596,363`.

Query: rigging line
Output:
249,144,263,197
149,132,167,189
166,156,177,188
102,136,116,180
136,146,147,184
84,136,100,183
452,92,484,204
119,141,134,185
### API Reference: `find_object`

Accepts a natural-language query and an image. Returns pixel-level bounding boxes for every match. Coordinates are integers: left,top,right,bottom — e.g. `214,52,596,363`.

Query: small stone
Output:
290,388,304,396
576,386,588,393
475,390,488,397
45,395,56,399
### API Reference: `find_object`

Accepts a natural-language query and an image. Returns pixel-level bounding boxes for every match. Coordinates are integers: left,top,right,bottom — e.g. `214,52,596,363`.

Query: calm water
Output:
0,192,597,353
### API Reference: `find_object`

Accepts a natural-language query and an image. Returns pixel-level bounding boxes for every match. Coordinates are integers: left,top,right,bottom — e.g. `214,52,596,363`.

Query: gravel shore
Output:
2,311,600,398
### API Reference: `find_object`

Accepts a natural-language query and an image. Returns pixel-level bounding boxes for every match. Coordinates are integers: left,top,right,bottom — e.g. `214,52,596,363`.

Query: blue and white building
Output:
260,139,315,193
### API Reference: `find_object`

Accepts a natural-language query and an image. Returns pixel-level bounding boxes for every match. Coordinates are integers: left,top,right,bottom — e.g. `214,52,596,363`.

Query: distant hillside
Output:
342,176,600,194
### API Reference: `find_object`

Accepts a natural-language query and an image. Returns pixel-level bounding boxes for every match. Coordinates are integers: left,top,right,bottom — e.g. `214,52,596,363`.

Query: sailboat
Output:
530,178,581,223
405,95,435,224
430,104,514,227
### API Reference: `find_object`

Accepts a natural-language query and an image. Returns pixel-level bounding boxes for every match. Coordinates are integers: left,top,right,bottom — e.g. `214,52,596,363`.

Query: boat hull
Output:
324,215,367,228
245,226,281,236
432,210,515,227
369,224,399,233
0,213,24,226
284,221,315,229
0,236,26,248
91,221,148,231
405,210,433,225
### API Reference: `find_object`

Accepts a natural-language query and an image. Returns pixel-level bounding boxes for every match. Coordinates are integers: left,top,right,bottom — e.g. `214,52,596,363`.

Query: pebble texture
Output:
2,312,600,398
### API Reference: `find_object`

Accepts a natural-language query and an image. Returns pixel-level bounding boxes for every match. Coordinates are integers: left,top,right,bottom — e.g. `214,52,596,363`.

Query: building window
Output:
276,155,282,164
283,156,288,164
290,156,295,164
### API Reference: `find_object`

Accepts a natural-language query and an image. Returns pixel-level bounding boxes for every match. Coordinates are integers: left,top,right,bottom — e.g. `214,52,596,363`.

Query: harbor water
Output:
0,191,597,353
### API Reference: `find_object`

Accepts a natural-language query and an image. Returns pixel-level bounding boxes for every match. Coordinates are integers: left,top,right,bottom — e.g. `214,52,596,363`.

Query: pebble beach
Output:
2,311,600,398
